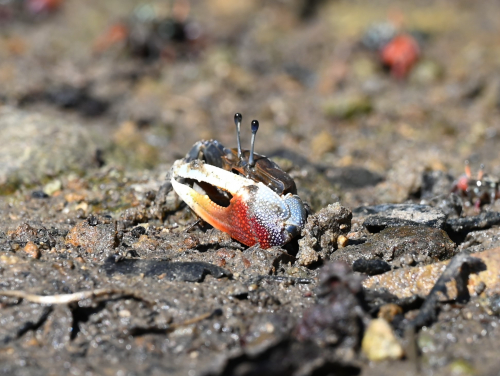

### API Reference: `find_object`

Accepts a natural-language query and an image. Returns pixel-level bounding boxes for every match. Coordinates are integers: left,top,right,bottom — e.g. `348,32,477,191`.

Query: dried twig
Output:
169,308,223,330
0,288,152,305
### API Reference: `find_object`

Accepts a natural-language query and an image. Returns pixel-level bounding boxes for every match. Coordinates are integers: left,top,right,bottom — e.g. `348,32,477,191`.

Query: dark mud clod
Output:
356,204,446,232
31,190,49,199
130,225,146,237
295,262,368,347
445,211,500,241
352,258,391,275
87,214,99,226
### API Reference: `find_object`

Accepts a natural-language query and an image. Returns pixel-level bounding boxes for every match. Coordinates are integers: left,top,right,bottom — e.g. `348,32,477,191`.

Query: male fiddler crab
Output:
453,160,500,208
161,113,307,249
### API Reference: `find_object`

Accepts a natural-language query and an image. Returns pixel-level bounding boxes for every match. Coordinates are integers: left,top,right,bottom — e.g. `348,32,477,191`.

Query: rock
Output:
363,247,500,299
362,319,404,361
459,227,500,253
43,179,62,196
8,223,39,243
354,204,447,232
65,217,118,254
297,203,352,266
23,241,40,259
447,359,476,376
331,226,456,267
446,212,500,239
0,106,102,193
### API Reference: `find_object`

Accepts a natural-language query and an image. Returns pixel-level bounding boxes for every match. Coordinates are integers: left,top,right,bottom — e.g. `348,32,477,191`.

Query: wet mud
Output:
1,1,500,375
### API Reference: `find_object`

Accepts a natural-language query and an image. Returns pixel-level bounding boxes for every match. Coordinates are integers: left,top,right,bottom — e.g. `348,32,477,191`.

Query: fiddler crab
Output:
164,113,307,249
453,160,500,208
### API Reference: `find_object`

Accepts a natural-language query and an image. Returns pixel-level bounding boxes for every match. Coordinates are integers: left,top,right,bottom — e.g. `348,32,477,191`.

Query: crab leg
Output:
171,160,292,248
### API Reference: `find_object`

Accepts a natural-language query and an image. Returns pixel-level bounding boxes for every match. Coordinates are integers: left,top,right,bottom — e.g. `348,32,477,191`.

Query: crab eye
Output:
251,120,259,133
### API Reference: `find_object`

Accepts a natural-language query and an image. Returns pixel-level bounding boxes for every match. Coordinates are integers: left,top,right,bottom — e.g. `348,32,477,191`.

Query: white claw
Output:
171,159,254,194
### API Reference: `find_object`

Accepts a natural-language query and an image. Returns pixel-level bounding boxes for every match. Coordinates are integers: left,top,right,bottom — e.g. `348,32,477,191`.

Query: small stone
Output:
87,215,99,226
23,241,40,259
133,234,159,253
31,190,48,199
363,247,500,299
64,192,86,203
66,220,118,253
362,319,404,361
377,304,403,322
337,235,348,247
131,226,147,238
43,179,62,196
447,359,476,376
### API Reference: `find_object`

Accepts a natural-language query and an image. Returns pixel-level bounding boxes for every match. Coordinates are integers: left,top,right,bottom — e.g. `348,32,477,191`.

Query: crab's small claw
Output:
171,160,306,249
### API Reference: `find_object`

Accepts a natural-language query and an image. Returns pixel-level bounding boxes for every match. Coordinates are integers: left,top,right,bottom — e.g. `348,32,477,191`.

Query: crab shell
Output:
171,159,306,249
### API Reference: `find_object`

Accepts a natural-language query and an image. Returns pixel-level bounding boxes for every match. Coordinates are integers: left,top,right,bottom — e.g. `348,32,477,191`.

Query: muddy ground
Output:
1,0,500,375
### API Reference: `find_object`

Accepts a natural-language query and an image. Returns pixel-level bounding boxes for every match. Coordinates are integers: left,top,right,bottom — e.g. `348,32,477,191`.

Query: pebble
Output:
362,319,404,361
23,241,40,259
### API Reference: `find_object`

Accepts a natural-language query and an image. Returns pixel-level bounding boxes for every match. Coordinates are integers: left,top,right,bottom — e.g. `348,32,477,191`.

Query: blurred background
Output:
1,0,500,208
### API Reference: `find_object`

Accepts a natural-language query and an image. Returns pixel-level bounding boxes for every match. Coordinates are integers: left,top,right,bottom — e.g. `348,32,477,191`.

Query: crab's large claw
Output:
171,159,306,249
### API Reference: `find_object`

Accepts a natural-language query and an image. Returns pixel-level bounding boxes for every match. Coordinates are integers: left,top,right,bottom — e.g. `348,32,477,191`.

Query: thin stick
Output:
0,288,151,305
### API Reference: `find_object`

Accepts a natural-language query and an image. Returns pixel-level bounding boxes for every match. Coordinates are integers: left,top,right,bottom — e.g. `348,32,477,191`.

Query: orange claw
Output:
171,159,306,249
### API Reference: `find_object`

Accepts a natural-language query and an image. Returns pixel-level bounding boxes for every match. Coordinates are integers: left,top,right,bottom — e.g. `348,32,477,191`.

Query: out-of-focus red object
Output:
381,34,420,78
26,0,63,14
93,23,129,53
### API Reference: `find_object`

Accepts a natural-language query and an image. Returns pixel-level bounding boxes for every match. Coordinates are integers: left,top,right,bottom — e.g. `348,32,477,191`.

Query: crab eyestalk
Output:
464,160,471,178
249,120,259,167
234,113,243,158
478,163,485,180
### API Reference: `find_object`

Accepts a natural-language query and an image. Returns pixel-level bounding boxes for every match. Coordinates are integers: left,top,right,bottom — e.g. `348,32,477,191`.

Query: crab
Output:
453,161,500,208
164,113,307,249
